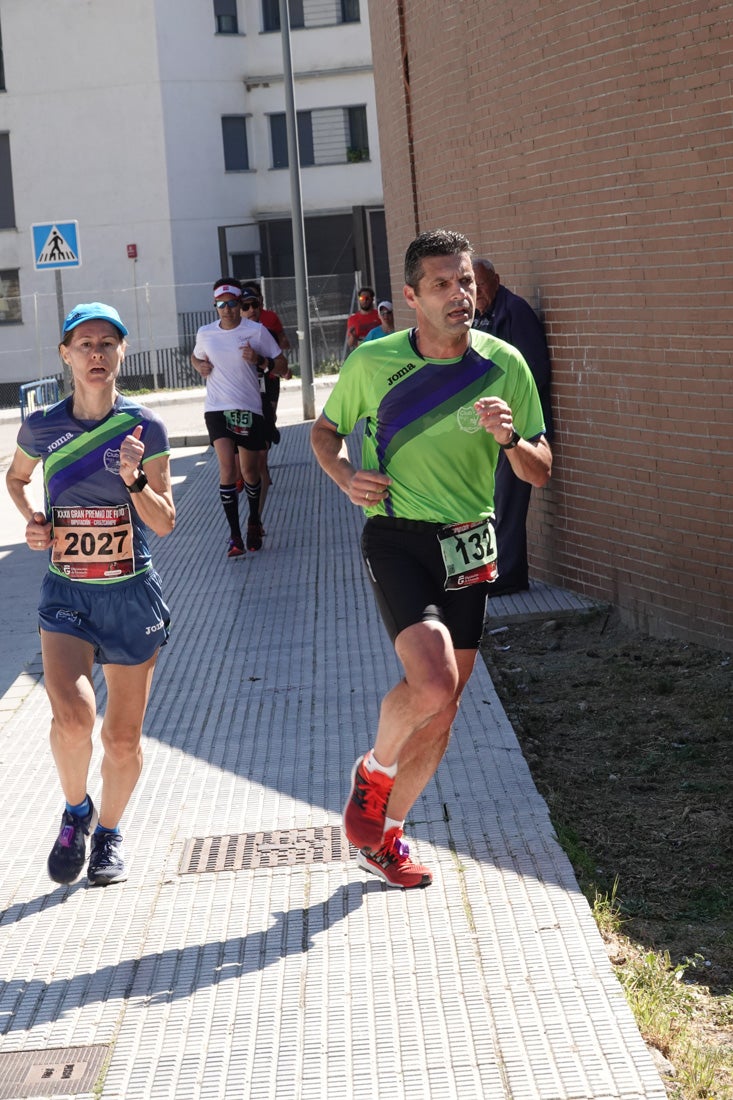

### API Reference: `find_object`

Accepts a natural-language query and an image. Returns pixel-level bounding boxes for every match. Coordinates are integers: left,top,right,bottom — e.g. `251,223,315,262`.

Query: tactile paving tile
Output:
0,423,666,1099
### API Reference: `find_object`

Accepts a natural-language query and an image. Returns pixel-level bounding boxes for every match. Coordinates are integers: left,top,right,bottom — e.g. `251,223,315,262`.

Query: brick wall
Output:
369,0,732,650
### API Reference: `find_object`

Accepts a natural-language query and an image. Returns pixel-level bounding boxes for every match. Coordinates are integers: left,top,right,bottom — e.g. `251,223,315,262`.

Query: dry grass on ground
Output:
481,607,732,1098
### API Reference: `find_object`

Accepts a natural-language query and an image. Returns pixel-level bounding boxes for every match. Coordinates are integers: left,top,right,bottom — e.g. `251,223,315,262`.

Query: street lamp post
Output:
279,0,315,420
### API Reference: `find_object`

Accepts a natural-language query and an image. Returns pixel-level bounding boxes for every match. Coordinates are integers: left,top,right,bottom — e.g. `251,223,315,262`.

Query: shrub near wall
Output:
369,0,732,650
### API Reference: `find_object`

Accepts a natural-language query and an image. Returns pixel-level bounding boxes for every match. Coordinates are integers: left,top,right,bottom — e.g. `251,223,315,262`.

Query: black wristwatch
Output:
127,470,148,494
499,430,521,450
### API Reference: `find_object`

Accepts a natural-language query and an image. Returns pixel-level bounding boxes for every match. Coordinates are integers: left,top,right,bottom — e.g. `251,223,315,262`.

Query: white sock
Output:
364,750,398,779
384,816,404,835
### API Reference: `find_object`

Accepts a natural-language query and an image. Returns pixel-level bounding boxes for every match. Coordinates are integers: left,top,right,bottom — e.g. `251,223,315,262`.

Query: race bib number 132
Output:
437,518,498,590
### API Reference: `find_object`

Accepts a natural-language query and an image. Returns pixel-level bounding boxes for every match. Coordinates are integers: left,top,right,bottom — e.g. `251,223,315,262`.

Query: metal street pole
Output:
279,0,315,420
55,270,72,394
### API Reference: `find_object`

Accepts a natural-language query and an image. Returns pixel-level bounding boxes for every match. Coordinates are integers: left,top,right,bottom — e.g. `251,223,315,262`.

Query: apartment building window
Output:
346,105,369,161
269,106,368,168
222,116,250,171
0,269,21,323
231,253,260,280
262,0,358,31
341,0,360,21
262,0,304,32
270,112,314,169
0,134,16,228
214,0,239,33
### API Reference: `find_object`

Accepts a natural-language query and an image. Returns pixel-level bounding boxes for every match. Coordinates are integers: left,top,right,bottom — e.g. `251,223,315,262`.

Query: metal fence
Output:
19,377,60,420
121,347,201,393
0,273,359,409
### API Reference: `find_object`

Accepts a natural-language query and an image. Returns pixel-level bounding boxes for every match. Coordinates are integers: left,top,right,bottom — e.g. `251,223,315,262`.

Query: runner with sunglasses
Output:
345,286,380,354
238,284,293,520
190,278,288,556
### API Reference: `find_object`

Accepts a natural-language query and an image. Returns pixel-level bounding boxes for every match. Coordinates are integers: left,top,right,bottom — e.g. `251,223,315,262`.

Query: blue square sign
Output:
32,221,81,270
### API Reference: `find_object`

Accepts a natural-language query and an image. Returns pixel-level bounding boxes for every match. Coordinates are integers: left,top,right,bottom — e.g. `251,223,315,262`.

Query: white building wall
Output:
156,0,382,313
0,0,383,384
0,0,178,380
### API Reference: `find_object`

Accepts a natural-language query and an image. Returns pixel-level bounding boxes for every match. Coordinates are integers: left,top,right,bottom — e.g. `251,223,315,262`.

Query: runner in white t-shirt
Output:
191,278,288,555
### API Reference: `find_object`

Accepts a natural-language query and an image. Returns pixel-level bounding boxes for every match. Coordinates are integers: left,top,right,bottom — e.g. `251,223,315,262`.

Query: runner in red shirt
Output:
240,282,293,518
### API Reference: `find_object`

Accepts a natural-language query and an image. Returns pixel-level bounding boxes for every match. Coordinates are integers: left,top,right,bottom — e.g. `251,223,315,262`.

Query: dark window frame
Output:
0,133,16,229
347,105,369,162
231,252,260,280
214,0,239,34
341,0,360,22
270,106,369,168
0,268,21,324
262,0,305,32
269,111,314,169
221,115,250,171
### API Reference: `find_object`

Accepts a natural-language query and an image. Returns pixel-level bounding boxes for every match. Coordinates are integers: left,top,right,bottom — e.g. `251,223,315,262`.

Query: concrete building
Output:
369,1,732,651
0,0,386,391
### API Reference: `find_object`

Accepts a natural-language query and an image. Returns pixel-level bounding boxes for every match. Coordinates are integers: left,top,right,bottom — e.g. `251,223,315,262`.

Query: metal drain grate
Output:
0,1045,108,1099
180,826,354,874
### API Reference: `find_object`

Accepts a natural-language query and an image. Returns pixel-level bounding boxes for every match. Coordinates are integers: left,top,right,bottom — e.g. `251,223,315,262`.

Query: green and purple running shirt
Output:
322,328,546,525
16,395,169,584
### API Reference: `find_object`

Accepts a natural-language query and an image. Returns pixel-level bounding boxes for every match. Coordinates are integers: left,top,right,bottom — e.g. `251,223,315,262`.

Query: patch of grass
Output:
678,886,730,922
591,877,623,940
591,885,730,1098
551,818,597,880
620,950,727,1097
481,609,733,1098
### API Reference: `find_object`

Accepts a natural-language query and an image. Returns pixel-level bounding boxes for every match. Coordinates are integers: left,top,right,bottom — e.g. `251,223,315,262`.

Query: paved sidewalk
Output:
0,422,665,1099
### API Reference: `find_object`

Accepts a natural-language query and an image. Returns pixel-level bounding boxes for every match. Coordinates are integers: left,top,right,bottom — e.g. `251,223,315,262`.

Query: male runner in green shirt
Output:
311,229,552,888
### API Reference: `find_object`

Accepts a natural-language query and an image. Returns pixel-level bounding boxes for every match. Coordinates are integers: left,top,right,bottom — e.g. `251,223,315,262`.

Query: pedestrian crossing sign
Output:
31,221,81,270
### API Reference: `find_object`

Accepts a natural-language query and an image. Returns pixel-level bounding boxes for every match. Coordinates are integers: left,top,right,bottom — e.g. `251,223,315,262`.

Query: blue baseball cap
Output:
62,302,129,338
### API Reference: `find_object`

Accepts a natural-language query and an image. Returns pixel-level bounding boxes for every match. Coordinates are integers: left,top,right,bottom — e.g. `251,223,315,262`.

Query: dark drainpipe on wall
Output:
397,0,420,237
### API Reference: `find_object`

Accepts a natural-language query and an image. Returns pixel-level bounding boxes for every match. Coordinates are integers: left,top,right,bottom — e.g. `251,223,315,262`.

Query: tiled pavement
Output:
0,421,666,1099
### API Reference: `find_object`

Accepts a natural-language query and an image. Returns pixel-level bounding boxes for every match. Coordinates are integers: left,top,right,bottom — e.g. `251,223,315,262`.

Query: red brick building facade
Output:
369,0,732,650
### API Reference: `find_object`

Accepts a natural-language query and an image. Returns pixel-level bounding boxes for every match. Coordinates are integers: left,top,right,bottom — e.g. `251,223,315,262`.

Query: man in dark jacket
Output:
473,259,553,595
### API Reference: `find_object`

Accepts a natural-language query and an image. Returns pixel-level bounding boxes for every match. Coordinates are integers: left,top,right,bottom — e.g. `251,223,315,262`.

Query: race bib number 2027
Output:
52,504,135,581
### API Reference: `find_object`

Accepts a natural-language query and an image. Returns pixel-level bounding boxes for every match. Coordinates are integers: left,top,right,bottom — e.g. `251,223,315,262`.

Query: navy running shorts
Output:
205,409,268,451
38,567,170,666
361,516,489,649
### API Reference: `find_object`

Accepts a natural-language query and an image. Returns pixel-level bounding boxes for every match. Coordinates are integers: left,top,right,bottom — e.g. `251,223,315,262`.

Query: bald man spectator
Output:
473,259,553,596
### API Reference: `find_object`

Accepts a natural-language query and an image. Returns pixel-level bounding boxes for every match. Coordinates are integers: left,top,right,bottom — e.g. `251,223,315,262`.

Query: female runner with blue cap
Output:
6,303,176,887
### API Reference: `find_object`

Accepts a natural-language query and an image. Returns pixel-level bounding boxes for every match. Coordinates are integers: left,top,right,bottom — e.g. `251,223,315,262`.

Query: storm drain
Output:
0,1045,108,1099
180,826,353,874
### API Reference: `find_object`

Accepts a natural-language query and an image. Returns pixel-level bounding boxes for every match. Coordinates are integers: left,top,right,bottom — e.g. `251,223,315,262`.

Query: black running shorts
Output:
360,516,489,649
205,409,268,451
